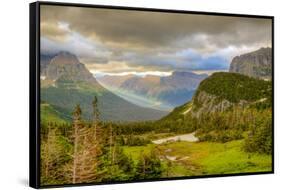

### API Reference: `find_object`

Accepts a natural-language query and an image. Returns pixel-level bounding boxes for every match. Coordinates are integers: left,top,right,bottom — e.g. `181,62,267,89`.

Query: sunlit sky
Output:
40,5,272,77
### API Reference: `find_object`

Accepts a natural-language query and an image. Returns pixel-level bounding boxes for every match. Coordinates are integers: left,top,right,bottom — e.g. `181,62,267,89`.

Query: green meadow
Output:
123,139,272,177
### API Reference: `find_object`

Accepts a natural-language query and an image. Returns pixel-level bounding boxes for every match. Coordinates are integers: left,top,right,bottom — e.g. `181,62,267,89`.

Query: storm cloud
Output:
40,5,272,74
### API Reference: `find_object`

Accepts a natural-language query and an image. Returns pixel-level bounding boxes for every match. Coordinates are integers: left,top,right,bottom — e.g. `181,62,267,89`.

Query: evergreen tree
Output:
135,149,163,179
41,122,71,185
64,104,103,184
92,96,102,143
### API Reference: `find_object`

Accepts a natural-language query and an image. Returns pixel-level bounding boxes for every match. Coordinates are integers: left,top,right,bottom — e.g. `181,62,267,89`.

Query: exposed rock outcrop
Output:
191,91,247,118
45,51,98,84
229,47,272,80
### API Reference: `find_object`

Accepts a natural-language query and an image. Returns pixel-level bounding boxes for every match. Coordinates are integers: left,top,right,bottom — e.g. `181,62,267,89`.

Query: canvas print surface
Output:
39,4,273,186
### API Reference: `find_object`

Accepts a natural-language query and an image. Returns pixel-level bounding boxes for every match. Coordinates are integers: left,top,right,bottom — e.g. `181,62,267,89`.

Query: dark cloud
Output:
41,5,271,51
40,5,272,72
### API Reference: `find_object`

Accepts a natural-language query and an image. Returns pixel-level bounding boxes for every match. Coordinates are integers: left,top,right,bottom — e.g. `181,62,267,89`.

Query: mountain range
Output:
97,71,207,109
40,47,272,122
40,52,168,122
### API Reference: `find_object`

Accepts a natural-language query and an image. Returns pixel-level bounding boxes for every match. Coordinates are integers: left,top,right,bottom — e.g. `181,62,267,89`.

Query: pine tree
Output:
135,149,163,179
71,105,81,183
92,96,102,143
64,104,103,184
109,123,116,166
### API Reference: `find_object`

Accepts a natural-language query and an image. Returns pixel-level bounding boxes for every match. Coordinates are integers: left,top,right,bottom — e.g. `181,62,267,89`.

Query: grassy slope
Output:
123,140,271,177
40,103,69,125
160,102,192,121
41,81,168,122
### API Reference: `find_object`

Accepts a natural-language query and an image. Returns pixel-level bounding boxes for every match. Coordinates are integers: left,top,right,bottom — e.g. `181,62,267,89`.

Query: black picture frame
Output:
30,1,274,189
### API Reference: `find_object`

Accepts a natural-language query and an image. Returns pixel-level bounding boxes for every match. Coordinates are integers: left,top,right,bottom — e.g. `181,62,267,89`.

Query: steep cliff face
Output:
190,91,248,118
229,47,272,79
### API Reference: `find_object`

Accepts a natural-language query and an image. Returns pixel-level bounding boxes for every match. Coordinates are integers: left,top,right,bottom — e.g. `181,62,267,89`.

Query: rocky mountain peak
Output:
229,47,272,79
43,51,101,87
50,51,80,65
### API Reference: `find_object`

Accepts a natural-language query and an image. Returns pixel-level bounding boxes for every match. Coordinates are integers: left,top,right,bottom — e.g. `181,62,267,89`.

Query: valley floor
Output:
123,137,272,177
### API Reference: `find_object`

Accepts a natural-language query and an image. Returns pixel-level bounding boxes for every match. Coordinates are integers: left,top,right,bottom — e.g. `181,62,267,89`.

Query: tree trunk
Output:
72,122,79,184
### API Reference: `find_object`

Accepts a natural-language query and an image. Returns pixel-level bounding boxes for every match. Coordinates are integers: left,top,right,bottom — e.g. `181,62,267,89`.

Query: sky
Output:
40,5,272,77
